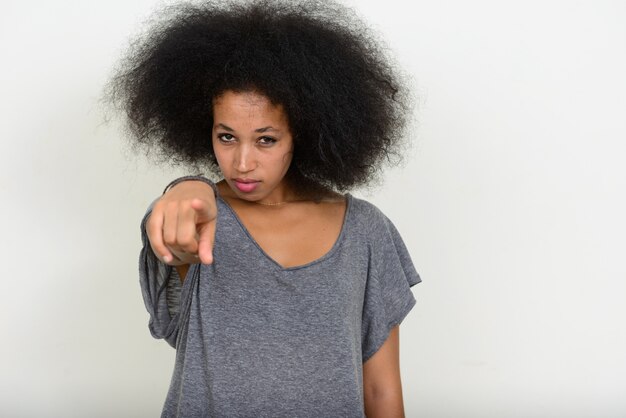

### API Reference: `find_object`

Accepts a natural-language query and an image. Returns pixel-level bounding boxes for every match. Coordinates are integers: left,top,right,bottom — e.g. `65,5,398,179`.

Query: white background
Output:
1,0,625,416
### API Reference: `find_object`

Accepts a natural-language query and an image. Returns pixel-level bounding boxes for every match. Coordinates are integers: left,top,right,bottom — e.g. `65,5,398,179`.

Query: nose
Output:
234,143,257,173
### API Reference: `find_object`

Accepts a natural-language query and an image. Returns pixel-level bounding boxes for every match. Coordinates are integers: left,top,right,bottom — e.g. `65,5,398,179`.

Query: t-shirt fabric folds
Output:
139,182,421,417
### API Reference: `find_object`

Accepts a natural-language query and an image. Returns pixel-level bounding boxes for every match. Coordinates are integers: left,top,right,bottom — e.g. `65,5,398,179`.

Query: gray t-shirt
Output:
139,182,421,417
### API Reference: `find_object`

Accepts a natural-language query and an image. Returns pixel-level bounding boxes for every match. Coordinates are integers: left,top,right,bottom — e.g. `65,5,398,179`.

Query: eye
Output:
217,133,235,143
258,136,277,146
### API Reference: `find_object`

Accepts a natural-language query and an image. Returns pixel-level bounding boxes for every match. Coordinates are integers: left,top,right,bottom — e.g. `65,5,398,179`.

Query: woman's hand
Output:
146,180,217,265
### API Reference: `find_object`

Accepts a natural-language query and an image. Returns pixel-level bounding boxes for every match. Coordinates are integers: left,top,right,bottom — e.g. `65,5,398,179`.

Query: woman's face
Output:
212,90,294,203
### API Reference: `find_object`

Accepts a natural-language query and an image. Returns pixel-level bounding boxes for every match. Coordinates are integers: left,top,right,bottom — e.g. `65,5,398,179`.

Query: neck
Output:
216,178,340,205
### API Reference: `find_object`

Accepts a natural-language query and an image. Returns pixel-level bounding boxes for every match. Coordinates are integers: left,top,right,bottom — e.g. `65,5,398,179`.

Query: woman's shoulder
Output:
348,194,387,218
347,194,395,235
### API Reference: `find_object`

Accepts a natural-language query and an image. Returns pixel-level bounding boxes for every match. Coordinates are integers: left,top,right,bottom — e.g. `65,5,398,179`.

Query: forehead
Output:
213,90,280,111
212,90,290,127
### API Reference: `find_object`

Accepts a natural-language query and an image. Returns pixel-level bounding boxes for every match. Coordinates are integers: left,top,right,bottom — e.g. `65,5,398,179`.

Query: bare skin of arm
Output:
175,265,190,284
363,325,406,418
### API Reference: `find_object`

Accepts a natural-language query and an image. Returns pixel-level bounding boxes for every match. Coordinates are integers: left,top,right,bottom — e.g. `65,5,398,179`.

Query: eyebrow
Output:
215,123,279,133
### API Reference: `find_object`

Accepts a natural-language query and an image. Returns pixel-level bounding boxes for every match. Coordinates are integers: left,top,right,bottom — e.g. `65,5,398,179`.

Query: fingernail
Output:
163,255,172,263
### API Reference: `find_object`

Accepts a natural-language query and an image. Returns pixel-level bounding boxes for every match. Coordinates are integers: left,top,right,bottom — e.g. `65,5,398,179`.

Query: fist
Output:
146,180,218,265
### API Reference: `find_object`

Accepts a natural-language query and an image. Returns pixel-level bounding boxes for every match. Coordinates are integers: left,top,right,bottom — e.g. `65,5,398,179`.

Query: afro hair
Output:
105,0,415,194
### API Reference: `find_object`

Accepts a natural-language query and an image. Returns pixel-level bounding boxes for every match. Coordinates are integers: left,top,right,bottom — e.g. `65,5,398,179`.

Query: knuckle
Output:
146,214,157,230
165,200,179,212
163,233,177,246
152,200,166,213
177,232,197,249
177,231,193,244
176,237,192,248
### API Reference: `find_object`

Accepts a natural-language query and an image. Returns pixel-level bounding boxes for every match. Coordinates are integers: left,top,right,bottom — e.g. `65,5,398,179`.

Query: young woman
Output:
107,1,421,416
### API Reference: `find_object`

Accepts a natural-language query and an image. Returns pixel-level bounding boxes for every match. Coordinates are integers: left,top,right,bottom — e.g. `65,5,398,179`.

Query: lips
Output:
233,178,260,193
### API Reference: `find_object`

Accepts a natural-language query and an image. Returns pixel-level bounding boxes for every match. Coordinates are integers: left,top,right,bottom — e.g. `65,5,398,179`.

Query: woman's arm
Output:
175,265,190,284
363,325,406,418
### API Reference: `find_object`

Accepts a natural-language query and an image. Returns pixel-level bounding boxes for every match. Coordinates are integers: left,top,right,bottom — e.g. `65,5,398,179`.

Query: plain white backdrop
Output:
1,0,625,416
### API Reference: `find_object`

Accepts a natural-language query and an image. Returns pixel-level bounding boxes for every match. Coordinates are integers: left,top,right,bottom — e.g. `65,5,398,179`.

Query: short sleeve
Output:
361,213,422,363
138,197,200,349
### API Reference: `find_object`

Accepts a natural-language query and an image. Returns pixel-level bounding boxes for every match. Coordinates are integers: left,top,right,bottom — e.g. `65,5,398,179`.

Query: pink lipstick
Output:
234,179,259,192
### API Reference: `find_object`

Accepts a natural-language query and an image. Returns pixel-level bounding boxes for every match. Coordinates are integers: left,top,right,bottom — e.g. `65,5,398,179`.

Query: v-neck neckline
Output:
216,191,352,272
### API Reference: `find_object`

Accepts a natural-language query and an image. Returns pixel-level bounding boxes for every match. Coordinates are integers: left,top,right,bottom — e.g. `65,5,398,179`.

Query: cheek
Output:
279,141,294,164
275,149,293,169
211,139,225,160
212,148,229,169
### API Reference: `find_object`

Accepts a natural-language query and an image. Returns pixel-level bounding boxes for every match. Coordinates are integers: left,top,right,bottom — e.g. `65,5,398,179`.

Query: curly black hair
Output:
104,0,414,195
